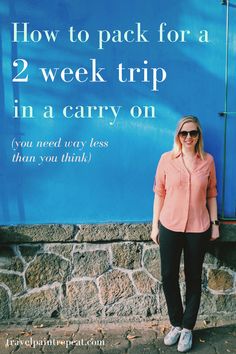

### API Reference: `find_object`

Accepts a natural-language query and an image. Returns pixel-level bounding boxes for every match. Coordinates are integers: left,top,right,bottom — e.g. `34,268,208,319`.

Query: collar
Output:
174,151,200,159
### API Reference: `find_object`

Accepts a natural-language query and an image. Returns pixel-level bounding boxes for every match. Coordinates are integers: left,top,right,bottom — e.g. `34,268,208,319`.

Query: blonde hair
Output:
172,115,205,160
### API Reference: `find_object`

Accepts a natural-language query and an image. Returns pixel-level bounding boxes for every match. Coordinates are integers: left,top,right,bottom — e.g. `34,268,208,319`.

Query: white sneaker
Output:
164,326,182,346
177,329,193,352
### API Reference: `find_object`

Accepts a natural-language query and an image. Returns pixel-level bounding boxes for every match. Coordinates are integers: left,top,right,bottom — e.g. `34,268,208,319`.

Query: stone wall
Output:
0,224,235,324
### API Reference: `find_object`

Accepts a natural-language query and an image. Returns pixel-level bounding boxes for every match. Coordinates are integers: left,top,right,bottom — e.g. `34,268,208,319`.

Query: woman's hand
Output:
210,224,220,241
150,226,160,245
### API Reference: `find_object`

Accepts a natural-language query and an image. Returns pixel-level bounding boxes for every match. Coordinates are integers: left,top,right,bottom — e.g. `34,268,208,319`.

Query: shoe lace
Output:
181,331,191,344
168,326,180,337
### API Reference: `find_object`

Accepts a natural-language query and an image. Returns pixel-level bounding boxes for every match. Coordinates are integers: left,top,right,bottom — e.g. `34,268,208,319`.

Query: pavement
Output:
0,321,235,354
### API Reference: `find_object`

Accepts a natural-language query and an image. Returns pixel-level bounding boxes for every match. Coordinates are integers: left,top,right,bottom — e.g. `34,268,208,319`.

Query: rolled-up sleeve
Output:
207,158,217,198
153,154,166,197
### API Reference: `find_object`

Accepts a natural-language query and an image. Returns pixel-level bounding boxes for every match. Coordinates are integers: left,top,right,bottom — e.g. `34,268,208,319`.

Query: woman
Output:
151,116,219,352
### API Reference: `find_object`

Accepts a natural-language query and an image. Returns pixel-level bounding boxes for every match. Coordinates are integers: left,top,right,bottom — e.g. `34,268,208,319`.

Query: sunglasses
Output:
178,130,199,138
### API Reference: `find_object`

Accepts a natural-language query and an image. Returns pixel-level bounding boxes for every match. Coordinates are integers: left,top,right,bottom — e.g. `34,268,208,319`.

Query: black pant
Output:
159,223,210,330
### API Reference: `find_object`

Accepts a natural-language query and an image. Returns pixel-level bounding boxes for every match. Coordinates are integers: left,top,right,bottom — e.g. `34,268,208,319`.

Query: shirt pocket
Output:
193,169,209,190
165,167,181,189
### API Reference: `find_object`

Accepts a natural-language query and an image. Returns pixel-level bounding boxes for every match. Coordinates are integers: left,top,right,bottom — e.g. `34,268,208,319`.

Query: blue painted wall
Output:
0,0,235,225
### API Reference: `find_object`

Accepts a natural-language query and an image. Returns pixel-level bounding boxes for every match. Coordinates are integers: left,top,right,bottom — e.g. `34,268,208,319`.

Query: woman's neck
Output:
182,148,196,158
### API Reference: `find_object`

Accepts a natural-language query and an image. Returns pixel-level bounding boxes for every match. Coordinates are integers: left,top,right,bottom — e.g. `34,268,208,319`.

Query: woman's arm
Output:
151,153,166,244
207,197,220,241
150,193,165,244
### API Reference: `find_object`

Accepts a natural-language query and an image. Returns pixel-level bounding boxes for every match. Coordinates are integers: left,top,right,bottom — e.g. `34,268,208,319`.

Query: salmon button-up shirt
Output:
153,151,217,233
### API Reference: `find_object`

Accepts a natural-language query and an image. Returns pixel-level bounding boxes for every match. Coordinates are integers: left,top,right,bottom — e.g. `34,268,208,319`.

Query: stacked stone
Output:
0,224,235,323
